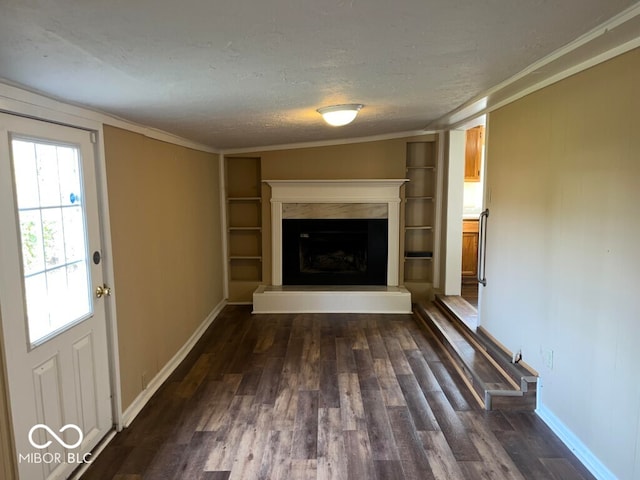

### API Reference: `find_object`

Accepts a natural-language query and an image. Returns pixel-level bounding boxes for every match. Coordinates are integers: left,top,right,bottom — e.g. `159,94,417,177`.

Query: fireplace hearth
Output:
282,218,388,285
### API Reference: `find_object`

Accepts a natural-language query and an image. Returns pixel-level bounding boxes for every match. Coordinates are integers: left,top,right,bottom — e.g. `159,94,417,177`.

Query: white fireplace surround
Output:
252,179,412,314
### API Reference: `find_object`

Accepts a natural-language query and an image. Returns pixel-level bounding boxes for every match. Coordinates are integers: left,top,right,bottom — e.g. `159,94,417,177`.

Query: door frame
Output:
0,93,124,464
442,116,488,307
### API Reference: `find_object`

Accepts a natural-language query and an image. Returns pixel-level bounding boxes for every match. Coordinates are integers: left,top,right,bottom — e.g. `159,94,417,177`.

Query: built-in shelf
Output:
405,250,433,259
225,156,262,302
404,141,437,298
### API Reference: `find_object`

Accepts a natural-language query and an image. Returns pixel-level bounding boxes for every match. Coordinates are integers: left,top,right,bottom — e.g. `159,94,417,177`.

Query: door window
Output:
11,137,92,346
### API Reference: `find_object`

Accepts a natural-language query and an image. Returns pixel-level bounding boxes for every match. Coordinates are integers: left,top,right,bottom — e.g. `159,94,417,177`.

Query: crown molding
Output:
427,3,640,130
221,129,436,155
0,81,220,154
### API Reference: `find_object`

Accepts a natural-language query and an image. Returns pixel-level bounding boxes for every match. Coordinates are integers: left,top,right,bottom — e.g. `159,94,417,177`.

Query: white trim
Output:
0,82,219,154
476,36,640,122
443,130,465,295
93,128,124,431
536,404,617,480
271,200,284,286
220,155,230,300
253,286,412,314
121,299,226,427
428,3,640,130
265,179,407,289
432,131,445,289
222,130,434,155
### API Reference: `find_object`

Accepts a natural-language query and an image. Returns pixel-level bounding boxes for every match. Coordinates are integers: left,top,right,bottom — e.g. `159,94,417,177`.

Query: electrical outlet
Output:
546,350,554,370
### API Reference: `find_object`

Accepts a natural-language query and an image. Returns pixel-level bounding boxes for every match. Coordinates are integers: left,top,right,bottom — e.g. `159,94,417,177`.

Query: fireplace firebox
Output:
282,218,388,285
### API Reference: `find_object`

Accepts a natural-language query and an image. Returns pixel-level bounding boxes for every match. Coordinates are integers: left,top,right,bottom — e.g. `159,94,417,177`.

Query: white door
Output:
0,113,113,479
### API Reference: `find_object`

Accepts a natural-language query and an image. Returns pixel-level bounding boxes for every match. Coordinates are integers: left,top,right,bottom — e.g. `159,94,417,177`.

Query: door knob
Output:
96,284,112,298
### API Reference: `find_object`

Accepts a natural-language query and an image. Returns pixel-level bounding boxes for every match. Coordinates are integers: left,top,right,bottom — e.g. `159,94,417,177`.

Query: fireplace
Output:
253,179,411,314
282,218,388,285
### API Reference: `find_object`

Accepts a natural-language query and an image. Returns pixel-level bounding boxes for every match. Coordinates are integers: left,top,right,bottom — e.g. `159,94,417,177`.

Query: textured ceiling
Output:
0,0,637,149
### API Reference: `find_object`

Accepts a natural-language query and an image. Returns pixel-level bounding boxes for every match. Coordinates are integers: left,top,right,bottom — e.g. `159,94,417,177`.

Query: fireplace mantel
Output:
266,179,407,286
266,179,408,203
253,179,412,314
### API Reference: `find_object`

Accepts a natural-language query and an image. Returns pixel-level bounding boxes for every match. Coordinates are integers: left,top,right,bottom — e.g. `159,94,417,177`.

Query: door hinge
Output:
90,131,97,144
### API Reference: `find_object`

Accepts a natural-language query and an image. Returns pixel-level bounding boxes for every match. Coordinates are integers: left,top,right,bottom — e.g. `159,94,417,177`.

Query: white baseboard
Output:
121,299,227,427
536,404,616,480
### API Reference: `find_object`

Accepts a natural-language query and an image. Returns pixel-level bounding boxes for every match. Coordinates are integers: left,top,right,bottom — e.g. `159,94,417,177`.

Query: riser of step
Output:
434,296,538,394
416,302,536,411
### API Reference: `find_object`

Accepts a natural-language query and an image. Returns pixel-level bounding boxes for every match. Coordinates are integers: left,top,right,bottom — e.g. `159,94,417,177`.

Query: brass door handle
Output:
96,284,112,298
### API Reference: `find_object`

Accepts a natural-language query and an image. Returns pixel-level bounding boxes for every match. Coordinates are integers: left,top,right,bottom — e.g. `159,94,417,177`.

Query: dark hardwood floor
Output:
461,283,478,308
80,306,593,480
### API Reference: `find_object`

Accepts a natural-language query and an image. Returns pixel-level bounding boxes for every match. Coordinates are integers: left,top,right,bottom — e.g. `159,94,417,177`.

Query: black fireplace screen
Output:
282,218,387,285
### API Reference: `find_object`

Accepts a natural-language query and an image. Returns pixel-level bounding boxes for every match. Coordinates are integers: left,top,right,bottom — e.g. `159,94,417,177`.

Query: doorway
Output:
460,120,486,308
0,113,113,479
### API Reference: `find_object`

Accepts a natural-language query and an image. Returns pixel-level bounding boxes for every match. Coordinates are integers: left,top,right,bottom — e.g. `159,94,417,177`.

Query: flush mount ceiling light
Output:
317,104,364,127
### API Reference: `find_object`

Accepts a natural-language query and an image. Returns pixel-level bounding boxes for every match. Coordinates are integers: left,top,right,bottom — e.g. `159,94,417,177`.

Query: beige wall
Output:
231,134,436,285
258,137,418,180
104,126,224,411
482,48,640,479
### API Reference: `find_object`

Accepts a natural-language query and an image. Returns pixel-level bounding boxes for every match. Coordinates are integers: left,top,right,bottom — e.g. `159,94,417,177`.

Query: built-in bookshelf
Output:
225,157,262,303
404,141,436,301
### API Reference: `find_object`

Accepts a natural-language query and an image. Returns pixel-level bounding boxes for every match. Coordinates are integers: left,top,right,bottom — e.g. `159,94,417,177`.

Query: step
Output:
434,295,538,397
414,298,537,411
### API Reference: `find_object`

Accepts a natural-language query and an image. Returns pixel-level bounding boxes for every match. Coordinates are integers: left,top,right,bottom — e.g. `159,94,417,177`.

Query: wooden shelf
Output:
227,196,262,202
226,156,263,299
404,141,437,299
405,250,433,260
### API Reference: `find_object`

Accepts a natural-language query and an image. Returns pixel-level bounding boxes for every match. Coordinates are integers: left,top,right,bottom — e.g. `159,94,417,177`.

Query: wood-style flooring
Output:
460,283,479,308
80,306,593,480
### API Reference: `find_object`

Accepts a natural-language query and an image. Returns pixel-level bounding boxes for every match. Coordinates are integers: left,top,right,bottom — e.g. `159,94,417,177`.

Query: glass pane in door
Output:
11,138,92,346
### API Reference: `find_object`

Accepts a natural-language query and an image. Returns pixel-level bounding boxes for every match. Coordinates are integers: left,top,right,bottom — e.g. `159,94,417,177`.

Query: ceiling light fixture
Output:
317,104,364,127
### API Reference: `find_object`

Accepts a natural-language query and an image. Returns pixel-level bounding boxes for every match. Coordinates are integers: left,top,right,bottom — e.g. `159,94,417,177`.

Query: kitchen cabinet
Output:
465,126,484,182
461,219,479,282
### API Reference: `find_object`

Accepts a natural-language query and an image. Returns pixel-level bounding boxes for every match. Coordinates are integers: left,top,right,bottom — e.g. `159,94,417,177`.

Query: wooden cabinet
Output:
404,141,437,300
225,156,262,303
461,219,478,282
465,126,484,182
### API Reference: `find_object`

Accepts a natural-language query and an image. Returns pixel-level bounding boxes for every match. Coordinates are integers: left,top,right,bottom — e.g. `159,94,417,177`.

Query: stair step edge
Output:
433,298,537,387
417,304,519,394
